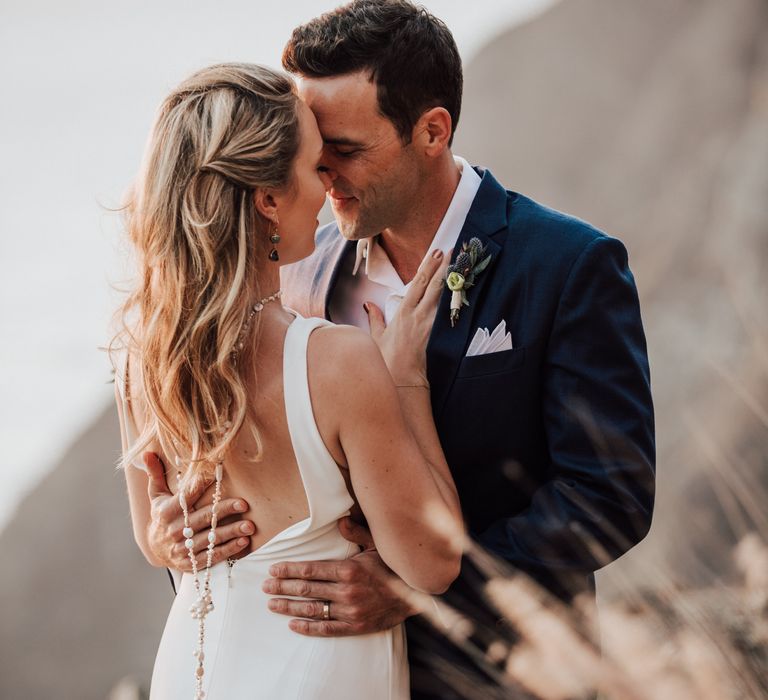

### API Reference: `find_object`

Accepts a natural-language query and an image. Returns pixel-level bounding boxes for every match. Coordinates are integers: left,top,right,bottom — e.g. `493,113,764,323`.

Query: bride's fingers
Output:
402,249,444,308
364,302,386,341
419,251,450,312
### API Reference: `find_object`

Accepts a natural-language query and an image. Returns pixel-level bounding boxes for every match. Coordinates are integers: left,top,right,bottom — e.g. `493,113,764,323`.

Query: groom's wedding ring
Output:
322,601,331,621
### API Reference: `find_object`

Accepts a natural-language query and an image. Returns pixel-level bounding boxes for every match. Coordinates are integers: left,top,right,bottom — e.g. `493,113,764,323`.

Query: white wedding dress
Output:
116,314,410,699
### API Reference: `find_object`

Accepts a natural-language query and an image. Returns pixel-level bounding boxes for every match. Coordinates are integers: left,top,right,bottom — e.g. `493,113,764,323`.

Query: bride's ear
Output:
253,188,278,222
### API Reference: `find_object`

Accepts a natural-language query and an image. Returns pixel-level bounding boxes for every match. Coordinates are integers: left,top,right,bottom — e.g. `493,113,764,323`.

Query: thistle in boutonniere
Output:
445,237,492,327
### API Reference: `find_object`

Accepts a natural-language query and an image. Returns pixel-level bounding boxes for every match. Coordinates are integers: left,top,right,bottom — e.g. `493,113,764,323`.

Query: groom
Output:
145,1,655,696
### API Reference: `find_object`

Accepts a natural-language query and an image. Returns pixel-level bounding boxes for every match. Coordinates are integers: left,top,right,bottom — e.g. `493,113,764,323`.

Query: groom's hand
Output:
143,452,256,571
263,516,417,636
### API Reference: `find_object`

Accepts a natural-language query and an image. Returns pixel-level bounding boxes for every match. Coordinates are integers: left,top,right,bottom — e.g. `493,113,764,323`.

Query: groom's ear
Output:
413,107,453,157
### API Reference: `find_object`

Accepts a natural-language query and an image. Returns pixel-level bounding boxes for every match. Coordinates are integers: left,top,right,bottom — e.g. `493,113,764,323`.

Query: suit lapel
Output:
312,234,352,320
281,224,351,319
427,169,510,419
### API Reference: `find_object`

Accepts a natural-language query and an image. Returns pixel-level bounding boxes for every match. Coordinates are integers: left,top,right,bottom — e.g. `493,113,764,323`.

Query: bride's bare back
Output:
153,309,360,557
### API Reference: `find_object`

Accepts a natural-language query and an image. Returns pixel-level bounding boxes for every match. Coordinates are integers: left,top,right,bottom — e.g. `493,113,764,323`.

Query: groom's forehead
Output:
297,72,379,117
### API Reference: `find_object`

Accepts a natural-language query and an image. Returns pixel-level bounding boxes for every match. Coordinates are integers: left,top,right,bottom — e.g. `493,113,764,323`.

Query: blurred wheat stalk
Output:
411,485,767,699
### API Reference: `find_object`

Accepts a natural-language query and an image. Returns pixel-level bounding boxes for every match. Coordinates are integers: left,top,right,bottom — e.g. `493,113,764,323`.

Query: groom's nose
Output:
317,166,336,190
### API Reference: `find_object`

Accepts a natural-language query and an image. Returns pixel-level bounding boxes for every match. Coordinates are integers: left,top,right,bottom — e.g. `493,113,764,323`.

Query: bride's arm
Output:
323,326,463,594
390,383,461,526
115,381,165,567
314,252,463,594
364,250,460,523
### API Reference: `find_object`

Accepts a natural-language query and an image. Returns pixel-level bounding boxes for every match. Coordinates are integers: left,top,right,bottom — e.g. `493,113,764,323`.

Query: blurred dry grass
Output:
401,412,768,698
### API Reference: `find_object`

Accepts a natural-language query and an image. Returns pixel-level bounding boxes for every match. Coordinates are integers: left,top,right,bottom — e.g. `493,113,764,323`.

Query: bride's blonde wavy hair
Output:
111,63,300,478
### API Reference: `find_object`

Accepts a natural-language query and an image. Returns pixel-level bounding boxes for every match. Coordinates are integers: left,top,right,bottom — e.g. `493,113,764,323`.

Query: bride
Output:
112,63,463,699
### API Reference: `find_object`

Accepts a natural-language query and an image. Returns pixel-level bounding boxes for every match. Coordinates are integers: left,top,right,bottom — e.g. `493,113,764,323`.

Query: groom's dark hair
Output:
282,0,462,146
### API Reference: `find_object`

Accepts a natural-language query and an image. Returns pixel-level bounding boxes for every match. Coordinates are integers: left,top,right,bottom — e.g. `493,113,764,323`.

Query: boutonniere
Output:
445,237,492,327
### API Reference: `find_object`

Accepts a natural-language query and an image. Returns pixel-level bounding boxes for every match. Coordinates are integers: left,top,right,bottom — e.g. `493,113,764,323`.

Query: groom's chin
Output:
330,203,363,235
336,223,362,241
335,219,375,243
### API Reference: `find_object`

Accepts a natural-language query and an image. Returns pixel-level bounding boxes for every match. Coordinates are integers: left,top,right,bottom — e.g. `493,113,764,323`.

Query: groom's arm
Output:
478,235,655,593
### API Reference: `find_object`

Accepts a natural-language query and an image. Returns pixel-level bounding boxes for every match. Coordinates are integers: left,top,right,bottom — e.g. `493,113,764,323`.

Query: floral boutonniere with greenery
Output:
445,237,492,327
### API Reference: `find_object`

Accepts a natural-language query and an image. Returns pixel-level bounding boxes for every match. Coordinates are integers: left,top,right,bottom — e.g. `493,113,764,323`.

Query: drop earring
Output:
269,218,281,262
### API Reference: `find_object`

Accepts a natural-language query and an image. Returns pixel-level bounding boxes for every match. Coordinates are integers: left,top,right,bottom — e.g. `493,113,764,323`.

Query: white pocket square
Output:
466,320,513,357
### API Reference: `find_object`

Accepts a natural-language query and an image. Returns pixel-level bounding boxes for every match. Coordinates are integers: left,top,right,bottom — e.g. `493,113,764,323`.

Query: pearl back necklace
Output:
179,288,281,699
233,289,282,355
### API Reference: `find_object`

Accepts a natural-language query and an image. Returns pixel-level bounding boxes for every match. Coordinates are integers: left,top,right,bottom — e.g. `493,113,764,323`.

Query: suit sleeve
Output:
477,235,655,585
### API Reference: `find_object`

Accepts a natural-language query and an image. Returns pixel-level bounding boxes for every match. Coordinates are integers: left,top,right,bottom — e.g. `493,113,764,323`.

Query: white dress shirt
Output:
328,156,482,328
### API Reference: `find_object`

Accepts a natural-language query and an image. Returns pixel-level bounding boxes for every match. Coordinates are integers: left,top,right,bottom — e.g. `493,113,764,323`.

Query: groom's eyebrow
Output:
323,137,364,148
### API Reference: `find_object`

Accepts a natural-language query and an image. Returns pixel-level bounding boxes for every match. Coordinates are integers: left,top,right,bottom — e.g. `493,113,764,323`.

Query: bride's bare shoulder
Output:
306,323,392,454
308,323,389,386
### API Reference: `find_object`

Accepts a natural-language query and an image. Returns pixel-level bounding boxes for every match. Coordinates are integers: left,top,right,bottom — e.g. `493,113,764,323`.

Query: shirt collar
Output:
352,156,482,287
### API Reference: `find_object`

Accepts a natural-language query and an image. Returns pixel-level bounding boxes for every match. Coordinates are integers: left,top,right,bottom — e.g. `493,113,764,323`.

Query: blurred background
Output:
1,0,766,697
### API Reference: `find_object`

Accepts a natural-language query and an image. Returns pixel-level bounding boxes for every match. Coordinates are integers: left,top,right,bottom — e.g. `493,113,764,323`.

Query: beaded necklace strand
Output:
177,288,281,699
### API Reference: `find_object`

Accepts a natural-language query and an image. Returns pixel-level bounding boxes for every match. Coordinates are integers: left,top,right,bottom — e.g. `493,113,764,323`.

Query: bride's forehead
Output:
294,103,323,152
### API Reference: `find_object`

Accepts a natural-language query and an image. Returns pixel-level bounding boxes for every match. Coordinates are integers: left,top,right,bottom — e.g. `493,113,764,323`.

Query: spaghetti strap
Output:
282,314,354,528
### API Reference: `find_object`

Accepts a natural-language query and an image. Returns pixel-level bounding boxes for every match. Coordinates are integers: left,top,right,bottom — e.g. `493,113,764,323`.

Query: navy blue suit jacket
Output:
282,167,655,585
281,167,655,694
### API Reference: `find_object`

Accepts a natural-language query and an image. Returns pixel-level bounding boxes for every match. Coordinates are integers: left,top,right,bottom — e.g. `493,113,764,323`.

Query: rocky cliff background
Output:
2,0,766,697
